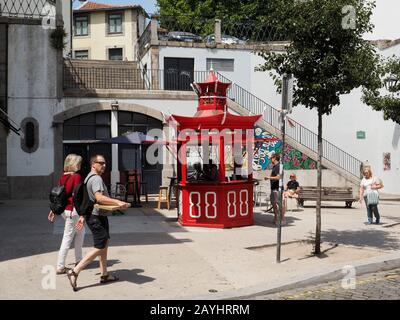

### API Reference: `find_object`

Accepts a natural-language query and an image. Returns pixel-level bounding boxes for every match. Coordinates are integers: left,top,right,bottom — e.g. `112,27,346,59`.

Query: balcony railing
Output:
63,61,145,90
0,0,56,19
157,16,285,43
137,15,288,58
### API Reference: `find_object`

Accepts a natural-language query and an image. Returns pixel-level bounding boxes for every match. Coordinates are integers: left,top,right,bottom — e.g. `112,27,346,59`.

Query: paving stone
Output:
252,267,400,300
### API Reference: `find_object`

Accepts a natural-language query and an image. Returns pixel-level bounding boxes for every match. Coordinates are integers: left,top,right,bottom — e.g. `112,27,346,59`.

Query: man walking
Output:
67,154,130,291
265,153,285,225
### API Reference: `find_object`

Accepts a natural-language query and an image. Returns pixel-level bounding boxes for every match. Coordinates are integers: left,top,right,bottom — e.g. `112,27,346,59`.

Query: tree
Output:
257,0,379,254
156,0,272,21
362,57,400,123
156,0,274,37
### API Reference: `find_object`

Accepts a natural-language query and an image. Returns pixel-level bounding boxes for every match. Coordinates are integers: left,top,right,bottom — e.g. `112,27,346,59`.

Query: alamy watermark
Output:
144,126,256,176
342,5,356,30
41,265,56,290
341,265,356,289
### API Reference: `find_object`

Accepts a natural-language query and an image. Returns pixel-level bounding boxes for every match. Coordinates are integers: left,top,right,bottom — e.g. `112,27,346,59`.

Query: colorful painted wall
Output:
253,127,317,171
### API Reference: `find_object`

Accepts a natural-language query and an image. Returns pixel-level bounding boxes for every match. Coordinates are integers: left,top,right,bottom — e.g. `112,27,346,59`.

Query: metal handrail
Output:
138,22,152,59
215,72,362,178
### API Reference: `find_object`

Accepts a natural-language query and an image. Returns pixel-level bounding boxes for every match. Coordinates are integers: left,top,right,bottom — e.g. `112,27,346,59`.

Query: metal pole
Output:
276,110,285,263
70,0,73,57
276,73,291,263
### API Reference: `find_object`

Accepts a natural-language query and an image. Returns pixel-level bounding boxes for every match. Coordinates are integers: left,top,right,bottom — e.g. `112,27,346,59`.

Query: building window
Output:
74,15,89,36
108,48,123,61
117,111,163,171
108,13,123,34
206,58,234,72
21,118,39,153
74,50,89,59
63,111,111,141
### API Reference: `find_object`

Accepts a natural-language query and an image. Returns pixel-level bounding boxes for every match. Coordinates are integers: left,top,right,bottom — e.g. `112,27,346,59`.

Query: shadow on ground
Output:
0,201,191,263
254,212,301,228
75,268,156,292
320,228,400,251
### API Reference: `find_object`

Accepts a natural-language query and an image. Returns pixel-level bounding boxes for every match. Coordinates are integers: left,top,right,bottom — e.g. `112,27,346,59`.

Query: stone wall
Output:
0,24,8,199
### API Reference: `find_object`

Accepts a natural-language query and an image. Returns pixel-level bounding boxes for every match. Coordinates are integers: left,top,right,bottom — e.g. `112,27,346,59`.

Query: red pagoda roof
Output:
193,70,231,95
168,113,261,130
167,69,261,131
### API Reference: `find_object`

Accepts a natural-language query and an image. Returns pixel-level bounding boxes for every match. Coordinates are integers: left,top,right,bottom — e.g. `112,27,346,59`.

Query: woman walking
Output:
359,167,384,225
48,154,85,274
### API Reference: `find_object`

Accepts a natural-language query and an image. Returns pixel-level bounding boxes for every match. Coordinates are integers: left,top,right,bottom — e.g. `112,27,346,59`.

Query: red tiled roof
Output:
76,1,142,12
78,2,115,10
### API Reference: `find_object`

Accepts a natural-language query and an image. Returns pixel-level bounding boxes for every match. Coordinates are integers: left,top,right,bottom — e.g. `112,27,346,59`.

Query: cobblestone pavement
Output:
250,268,400,300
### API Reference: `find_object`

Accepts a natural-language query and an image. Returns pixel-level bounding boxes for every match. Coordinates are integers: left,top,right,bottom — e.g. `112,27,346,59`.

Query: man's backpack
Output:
73,174,96,217
49,174,73,215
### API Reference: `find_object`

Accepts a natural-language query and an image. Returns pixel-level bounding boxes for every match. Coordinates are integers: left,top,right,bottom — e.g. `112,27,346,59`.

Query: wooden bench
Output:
298,186,356,208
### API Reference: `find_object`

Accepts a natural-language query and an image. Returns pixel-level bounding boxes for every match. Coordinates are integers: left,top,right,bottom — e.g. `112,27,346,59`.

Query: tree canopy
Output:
256,0,380,255
156,0,272,21
362,57,400,124
257,0,379,115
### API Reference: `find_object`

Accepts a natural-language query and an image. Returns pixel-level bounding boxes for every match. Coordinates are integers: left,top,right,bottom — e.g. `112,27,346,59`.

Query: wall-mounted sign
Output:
383,152,391,171
356,131,366,139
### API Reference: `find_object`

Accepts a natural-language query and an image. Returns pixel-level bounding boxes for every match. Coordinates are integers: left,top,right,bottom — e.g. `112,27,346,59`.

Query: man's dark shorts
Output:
86,215,110,249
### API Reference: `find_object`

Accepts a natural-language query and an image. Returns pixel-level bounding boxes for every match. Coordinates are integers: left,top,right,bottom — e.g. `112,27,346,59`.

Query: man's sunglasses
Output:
95,161,106,165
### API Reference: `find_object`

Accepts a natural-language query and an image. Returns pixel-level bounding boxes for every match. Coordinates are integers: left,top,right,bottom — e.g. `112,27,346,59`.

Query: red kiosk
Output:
168,71,262,228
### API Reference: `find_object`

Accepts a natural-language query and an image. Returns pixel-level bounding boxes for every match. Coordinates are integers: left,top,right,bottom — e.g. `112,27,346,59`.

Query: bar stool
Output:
167,177,177,210
157,186,170,210
125,170,141,207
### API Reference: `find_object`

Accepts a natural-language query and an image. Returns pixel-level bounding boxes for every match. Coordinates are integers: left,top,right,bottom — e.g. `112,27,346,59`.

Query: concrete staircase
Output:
217,73,362,191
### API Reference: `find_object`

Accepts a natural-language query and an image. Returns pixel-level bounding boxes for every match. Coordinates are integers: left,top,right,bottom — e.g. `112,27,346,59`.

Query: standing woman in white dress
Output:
359,167,384,224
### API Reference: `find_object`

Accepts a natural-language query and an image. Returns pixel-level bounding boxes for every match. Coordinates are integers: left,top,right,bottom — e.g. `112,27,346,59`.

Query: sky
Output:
72,0,400,40
366,0,400,40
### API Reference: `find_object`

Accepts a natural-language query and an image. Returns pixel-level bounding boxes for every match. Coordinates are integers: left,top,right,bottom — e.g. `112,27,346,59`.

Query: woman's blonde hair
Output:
64,154,83,173
363,167,372,178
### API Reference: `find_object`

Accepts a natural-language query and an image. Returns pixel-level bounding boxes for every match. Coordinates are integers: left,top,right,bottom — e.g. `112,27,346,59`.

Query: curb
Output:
234,253,400,300
189,251,400,300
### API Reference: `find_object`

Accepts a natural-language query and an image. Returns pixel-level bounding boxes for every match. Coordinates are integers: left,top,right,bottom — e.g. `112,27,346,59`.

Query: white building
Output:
1,0,399,199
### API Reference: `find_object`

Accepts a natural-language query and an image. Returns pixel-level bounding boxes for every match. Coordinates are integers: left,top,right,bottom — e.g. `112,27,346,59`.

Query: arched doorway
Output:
62,110,163,193
63,111,112,186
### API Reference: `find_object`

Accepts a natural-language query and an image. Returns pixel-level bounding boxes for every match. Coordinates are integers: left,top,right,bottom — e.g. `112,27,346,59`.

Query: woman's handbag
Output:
366,190,379,206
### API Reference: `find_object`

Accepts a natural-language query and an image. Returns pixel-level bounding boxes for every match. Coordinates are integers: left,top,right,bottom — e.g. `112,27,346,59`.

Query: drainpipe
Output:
70,0,73,57
56,0,64,101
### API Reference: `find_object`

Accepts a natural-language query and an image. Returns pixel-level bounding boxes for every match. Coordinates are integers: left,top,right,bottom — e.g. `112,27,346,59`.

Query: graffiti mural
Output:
253,126,317,171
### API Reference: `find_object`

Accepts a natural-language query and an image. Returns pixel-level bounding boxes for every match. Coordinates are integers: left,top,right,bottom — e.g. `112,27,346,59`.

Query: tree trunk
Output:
315,111,323,254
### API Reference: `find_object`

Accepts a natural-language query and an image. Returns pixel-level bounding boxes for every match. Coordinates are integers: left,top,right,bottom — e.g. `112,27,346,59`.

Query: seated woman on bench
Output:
284,173,301,199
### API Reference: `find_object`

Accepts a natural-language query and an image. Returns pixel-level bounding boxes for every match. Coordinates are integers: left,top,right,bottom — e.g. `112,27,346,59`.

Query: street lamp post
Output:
276,73,293,263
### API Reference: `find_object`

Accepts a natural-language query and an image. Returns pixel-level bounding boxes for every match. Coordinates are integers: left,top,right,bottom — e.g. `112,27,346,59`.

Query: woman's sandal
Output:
67,269,79,292
56,267,70,275
100,273,119,284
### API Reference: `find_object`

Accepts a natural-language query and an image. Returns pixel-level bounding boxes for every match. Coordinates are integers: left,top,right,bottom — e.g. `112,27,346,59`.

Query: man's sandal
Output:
100,273,119,284
67,269,79,292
